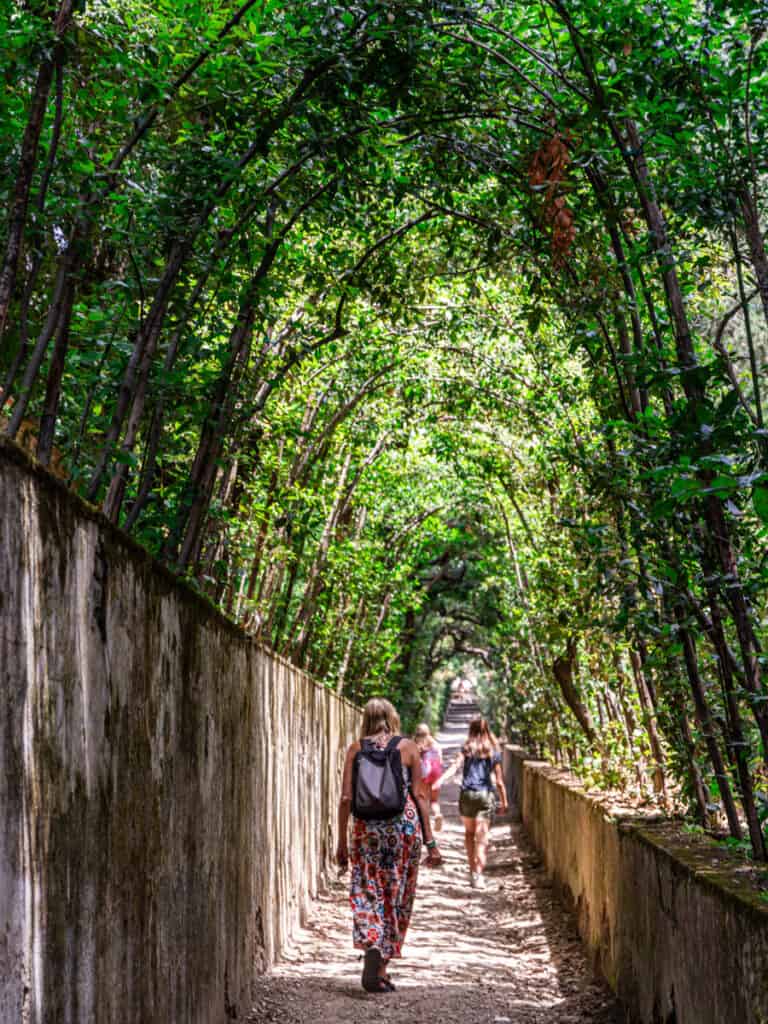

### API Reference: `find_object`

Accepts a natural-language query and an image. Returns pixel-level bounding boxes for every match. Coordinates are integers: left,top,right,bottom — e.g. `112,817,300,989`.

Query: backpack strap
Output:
385,734,402,752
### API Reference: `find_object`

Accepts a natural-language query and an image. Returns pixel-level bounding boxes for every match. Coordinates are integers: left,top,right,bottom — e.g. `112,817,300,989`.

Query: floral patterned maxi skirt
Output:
349,796,422,959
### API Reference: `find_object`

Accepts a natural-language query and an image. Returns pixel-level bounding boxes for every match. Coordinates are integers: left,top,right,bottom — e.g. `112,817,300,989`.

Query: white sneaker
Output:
469,871,478,888
474,873,487,890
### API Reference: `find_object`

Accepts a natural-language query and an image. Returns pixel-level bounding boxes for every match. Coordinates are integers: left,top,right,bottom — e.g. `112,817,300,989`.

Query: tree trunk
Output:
165,302,257,567
0,0,74,345
36,275,76,465
739,186,768,337
675,696,712,826
5,241,76,436
90,241,187,504
551,637,599,746
336,597,365,696
729,224,764,431
1,55,65,405
701,577,767,858
674,608,742,840
629,648,667,797
289,450,353,662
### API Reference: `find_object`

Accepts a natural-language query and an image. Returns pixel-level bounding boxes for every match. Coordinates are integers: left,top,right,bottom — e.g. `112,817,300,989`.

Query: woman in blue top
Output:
439,716,508,889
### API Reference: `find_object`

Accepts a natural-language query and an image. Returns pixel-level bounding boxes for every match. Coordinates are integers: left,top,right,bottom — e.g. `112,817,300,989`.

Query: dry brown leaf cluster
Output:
0,403,68,479
529,131,576,269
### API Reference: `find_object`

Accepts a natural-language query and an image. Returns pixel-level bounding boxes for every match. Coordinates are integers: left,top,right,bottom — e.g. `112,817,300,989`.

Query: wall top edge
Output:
0,435,361,715
506,744,768,924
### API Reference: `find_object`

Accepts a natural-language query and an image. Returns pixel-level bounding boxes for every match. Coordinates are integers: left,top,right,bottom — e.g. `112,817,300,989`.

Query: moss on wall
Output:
505,746,768,1024
0,439,360,1024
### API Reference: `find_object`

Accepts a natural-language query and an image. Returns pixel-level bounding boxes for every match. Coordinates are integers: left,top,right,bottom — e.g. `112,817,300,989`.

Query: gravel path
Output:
248,703,623,1024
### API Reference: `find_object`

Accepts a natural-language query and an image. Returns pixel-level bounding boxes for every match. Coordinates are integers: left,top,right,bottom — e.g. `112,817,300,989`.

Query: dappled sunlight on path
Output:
248,702,622,1023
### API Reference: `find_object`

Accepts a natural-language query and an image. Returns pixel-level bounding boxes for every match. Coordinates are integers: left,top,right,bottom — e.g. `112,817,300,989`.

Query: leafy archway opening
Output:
3,0,768,858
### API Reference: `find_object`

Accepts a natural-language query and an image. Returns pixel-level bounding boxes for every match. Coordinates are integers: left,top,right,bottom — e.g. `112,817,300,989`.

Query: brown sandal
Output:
362,949,383,992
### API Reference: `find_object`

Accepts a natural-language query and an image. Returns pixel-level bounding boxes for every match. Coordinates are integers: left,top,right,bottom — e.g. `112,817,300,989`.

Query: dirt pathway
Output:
248,703,622,1023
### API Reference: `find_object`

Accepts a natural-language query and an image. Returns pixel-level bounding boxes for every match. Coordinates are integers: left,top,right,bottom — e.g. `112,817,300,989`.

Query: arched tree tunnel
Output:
3,0,768,900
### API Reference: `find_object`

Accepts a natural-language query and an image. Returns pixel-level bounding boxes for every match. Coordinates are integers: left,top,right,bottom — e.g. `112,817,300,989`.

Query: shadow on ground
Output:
248,701,624,1024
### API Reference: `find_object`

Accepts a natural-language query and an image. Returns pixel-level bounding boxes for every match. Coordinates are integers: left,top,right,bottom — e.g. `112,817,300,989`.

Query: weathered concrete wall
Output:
0,438,360,1024
505,747,768,1024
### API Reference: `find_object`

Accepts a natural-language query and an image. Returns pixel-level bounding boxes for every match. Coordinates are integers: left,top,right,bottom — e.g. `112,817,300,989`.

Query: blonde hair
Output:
463,716,498,759
361,698,401,738
413,722,433,748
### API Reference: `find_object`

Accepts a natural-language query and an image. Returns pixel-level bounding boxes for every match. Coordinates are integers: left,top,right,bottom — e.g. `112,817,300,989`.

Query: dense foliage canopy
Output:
4,0,768,857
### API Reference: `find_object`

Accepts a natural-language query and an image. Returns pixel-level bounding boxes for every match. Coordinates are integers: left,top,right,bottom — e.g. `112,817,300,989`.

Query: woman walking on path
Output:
438,715,508,890
414,722,444,832
336,699,442,993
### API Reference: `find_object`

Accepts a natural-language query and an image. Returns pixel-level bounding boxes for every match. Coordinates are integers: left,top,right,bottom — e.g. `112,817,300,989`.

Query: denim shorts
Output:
458,788,495,821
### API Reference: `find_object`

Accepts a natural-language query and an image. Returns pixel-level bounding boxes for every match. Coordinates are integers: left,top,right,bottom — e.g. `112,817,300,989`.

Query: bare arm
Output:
417,741,445,799
436,751,463,787
336,743,357,869
403,740,434,842
494,759,508,812
401,740,442,864
414,747,430,801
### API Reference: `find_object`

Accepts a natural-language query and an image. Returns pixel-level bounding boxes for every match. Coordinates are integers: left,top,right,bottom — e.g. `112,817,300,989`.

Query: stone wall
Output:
505,747,768,1024
0,438,360,1024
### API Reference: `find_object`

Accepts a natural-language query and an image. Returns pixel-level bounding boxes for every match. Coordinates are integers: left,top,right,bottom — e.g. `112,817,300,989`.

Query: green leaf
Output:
753,485,768,525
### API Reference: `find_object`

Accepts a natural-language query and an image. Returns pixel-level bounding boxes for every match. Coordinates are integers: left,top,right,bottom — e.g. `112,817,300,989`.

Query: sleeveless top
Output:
420,746,442,783
461,750,502,792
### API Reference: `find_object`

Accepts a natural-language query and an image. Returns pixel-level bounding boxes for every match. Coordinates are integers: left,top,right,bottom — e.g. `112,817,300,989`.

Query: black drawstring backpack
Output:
352,735,407,821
